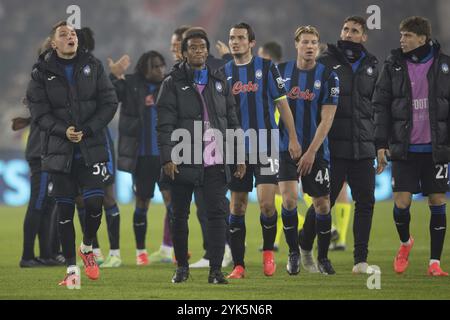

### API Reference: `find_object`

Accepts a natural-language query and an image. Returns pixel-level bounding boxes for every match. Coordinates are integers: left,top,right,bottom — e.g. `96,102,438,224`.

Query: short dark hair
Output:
135,51,166,77
231,22,255,42
400,16,432,40
181,30,210,54
49,20,70,39
76,27,95,52
344,15,368,34
182,27,208,40
173,25,192,41
262,41,282,63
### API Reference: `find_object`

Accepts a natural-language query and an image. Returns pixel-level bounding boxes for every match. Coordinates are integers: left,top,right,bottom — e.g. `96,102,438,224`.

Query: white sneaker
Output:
300,248,319,273
352,262,381,274
352,262,369,274
222,244,232,268
59,266,81,289
189,258,210,268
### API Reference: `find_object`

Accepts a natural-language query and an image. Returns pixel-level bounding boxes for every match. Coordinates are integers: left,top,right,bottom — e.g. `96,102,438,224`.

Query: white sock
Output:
160,244,173,256
137,249,147,256
80,243,93,254
401,239,411,246
109,249,120,257
93,248,102,256
67,265,79,274
430,259,440,266
300,248,312,255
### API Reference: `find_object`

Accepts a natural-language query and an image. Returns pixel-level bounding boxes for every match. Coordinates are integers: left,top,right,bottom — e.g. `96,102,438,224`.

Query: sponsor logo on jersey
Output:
276,77,285,89
330,87,339,97
232,81,259,95
287,87,315,101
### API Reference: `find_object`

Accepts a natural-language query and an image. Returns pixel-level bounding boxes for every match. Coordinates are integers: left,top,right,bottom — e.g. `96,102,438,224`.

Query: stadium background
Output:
0,0,449,206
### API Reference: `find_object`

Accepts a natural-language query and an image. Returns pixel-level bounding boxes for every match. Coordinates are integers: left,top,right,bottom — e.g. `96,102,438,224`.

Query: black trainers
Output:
330,228,340,242
35,257,61,266
19,258,43,268
208,269,228,284
329,243,347,251
286,252,301,275
318,258,336,275
172,266,190,283
53,254,66,265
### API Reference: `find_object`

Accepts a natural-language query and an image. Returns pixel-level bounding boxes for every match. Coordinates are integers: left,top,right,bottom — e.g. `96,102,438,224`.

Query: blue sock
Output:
282,207,299,253
316,212,331,260
430,204,446,260
260,213,277,251
393,205,411,243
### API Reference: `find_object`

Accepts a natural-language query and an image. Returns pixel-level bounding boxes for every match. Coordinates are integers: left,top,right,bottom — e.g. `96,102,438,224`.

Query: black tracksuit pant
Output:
301,158,375,264
21,160,53,260
171,165,228,269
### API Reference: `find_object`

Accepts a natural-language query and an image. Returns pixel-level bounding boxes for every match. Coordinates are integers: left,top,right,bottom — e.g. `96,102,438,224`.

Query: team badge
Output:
48,182,53,194
314,80,321,90
255,69,263,80
83,65,91,76
215,81,223,93
442,63,449,74
367,67,374,76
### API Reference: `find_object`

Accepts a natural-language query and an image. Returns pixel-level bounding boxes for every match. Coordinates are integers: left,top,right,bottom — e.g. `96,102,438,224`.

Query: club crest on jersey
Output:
441,63,449,74
314,80,321,90
367,67,374,76
255,69,263,80
83,65,91,76
215,81,223,93
48,182,53,193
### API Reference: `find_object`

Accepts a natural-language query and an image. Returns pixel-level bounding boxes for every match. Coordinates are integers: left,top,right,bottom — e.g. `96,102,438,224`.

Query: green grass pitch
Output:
0,201,449,300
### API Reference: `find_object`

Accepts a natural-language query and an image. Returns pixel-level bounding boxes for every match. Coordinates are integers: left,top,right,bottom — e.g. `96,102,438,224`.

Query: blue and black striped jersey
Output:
139,83,159,157
222,56,287,153
277,61,339,161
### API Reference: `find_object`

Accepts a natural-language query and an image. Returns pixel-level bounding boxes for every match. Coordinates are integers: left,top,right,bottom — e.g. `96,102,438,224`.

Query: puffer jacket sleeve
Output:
373,60,393,150
26,68,69,139
225,84,240,130
156,76,178,165
83,61,118,136
110,73,126,103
